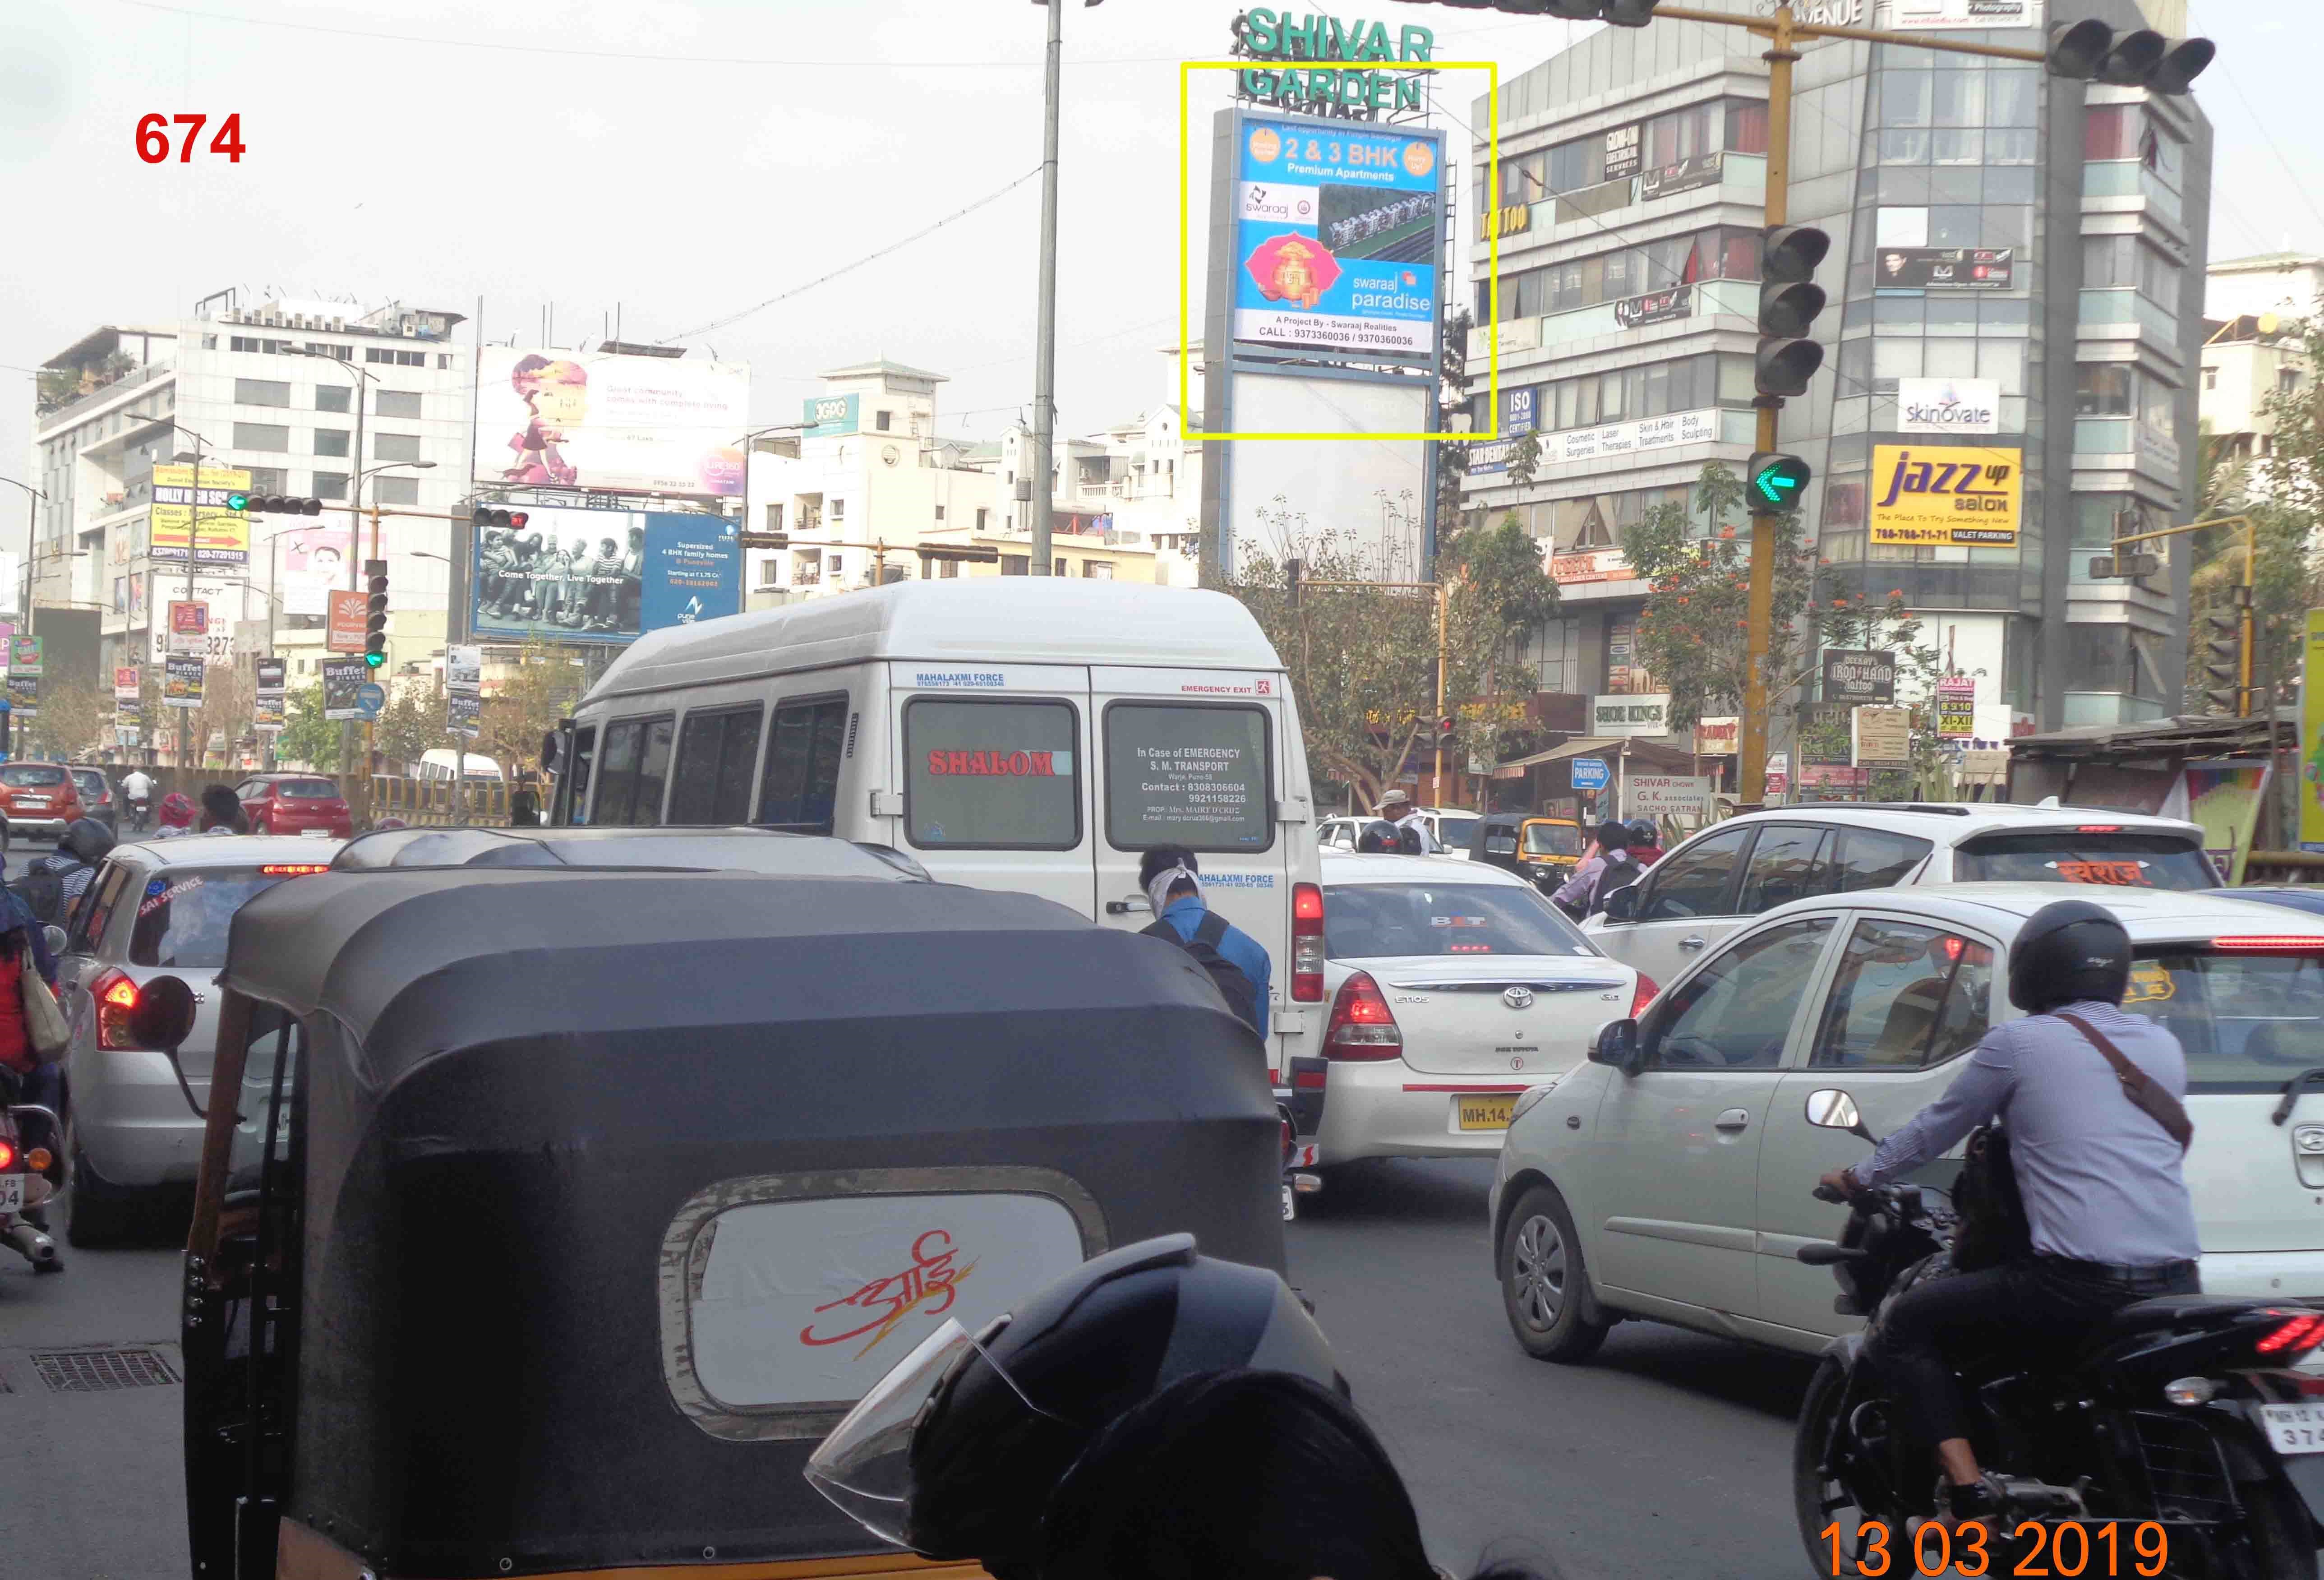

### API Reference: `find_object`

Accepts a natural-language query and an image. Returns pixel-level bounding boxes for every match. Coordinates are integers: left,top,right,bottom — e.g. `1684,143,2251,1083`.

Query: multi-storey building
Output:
33,290,472,723
2200,251,2320,485
1462,0,2211,755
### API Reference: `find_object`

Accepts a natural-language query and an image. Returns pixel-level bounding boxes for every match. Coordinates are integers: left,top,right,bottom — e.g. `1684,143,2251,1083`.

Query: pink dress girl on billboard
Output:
502,356,586,485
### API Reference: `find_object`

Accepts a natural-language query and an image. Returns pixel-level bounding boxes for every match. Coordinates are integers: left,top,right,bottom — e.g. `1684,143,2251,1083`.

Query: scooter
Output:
1793,1093,2321,1578
0,1082,63,1274
126,796,152,834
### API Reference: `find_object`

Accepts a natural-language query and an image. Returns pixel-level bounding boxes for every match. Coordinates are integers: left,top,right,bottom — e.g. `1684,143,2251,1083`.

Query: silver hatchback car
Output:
54,834,339,1245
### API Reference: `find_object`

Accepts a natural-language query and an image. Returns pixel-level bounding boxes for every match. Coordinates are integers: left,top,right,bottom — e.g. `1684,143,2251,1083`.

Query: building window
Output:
232,422,290,453
830,499,846,521
301,343,352,361
314,471,348,500
1053,557,1067,577
364,347,426,367
935,504,946,520
2075,364,2133,417
976,507,991,531
2283,368,2306,394
1002,555,1029,576
316,386,351,414
876,410,892,431
764,503,784,532
230,336,293,355
2202,366,2217,391
233,378,292,408
760,559,784,588
247,467,286,494
374,432,421,462
314,428,350,457
438,354,452,370
374,474,419,506
1083,560,1113,579
376,389,422,419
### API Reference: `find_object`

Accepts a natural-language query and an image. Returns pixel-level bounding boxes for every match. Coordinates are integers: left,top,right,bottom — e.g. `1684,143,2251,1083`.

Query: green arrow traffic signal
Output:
1746,451,1810,515
225,491,250,512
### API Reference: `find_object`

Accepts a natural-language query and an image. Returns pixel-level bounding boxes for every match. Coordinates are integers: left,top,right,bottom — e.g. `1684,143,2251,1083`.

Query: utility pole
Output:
182,450,199,773
1029,0,1065,576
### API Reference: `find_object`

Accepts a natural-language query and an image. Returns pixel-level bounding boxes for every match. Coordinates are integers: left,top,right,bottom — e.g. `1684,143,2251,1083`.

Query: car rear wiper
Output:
2270,1067,2324,1126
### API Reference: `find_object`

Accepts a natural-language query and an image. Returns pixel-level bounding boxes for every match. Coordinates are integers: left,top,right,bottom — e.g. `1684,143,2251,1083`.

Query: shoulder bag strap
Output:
1191,910,1231,948
2056,1011,2195,1154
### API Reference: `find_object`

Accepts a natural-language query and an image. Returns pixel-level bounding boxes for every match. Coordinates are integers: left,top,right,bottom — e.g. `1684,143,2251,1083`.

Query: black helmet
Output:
1627,818,1657,845
1354,819,1404,854
62,818,114,865
2008,898,2131,1015
806,1234,1342,1572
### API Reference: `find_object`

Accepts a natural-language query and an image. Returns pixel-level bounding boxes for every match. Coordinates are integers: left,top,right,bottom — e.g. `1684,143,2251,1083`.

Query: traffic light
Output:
1285,557,1304,611
2200,611,2241,714
1755,225,1831,399
1437,716,1456,741
2046,19,2213,93
472,507,532,531
245,495,323,515
364,559,389,670
224,490,250,512
1746,452,1812,515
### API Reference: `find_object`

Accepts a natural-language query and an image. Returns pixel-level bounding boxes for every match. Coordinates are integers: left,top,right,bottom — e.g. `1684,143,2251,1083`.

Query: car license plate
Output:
0,1173,22,1215
2262,1404,2324,1455
1457,1094,1517,1131
299,827,331,839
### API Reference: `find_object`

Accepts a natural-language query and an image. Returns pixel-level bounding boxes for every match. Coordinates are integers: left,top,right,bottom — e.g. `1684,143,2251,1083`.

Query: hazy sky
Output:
0,0,2314,488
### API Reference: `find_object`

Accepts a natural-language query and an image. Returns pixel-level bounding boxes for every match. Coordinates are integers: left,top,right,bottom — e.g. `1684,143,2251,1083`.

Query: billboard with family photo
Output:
473,347,751,498
470,504,740,647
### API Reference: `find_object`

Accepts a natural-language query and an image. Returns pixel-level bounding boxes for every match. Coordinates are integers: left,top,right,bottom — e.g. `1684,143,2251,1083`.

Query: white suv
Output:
1582,802,2213,988
1492,884,2324,1363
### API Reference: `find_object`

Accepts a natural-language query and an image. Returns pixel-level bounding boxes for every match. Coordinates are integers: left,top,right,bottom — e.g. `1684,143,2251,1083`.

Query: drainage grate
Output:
30,1348,180,1392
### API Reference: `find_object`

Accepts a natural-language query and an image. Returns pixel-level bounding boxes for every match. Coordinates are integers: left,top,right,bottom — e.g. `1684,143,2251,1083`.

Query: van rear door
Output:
1091,668,1291,1047
886,663,1097,919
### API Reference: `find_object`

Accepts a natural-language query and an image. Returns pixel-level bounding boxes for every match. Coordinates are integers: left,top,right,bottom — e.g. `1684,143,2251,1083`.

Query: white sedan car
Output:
1493,883,2324,1363
1298,853,1651,1167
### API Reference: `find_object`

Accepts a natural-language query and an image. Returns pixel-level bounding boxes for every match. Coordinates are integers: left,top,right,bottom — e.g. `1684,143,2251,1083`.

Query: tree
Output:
1503,429,1541,490
374,687,441,769
274,683,338,770
21,674,109,762
1620,462,1815,732
1432,306,1474,536
480,641,583,772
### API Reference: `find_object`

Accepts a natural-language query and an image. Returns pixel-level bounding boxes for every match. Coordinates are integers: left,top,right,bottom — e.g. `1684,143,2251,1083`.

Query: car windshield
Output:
0,766,66,787
1953,830,2215,889
276,779,340,799
1324,882,1598,958
129,868,295,969
2121,946,2324,1091
1523,822,1584,856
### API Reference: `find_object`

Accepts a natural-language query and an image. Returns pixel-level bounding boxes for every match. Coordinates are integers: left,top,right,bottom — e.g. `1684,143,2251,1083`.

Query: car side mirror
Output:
42,925,66,956
1600,882,1642,923
1588,1017,1641,1076
1804,1087,1876,1143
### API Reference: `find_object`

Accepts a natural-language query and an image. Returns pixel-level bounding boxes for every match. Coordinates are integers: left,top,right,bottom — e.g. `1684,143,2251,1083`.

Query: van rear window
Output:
1103,703,1271,851
1953,831,2215,890
905,699,1080,850
2123,947,2324,1090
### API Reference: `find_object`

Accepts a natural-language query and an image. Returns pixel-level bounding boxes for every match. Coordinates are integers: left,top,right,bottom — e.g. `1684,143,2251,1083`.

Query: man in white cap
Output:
1376,787,1438,853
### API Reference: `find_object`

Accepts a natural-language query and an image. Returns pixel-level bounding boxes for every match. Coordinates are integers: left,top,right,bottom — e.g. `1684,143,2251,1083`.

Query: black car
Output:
68,767,115,834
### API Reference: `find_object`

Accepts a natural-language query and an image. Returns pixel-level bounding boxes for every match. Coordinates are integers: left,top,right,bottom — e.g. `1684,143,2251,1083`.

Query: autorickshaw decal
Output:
800,1229,977,1359
2125,961,2177,1005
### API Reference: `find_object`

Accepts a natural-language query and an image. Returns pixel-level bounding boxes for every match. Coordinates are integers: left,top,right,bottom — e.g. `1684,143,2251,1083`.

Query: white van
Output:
416,750,506,784
553,579,1327,1077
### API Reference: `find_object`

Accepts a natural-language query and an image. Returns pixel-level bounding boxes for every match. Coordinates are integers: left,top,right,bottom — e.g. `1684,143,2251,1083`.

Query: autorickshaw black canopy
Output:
210,867,1281,1578
1469,810,1531,873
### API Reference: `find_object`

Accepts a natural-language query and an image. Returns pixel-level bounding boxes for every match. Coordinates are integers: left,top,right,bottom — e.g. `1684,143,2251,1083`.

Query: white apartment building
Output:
2201,252,2320,483
32,289,472,715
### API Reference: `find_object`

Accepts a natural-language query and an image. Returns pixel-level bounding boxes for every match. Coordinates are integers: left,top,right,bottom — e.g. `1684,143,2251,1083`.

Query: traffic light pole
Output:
2107,513,2256,716
1738,9,1799,808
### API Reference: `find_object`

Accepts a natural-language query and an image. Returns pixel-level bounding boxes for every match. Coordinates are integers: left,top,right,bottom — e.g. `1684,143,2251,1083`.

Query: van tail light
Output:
92,968,140,1050
2257,1311,2324,1357
1291,882,1325,1002
1630,972,1660,1018
1323,971,1402,1062
2214,938,2324,952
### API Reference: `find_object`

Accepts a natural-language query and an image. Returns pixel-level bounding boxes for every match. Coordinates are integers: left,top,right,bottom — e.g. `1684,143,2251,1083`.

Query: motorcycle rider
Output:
120,767,154,832
22,818,114,923
1817,898,2200,1524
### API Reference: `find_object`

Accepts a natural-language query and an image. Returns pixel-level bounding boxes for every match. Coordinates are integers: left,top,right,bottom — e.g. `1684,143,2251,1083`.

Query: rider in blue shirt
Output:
1139,846,1272,1038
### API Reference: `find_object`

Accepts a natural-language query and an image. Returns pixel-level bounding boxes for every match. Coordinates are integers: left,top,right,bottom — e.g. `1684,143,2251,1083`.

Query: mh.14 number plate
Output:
0,1173,22,1215
1457,1094,1517,1131
2261,1403,2324,1455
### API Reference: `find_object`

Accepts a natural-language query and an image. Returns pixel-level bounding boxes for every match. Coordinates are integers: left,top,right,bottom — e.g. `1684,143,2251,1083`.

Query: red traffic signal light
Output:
473,507,531,530
1437,716,1455,739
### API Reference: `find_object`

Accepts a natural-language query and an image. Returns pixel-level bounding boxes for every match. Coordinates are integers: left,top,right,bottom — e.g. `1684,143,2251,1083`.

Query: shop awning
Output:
1490,736,1703,776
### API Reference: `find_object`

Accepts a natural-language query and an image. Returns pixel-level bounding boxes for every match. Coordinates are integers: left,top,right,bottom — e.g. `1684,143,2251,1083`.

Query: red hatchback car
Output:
235,774,354,838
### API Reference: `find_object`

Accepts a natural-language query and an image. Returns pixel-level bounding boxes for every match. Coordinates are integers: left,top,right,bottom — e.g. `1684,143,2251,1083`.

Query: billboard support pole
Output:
1028,0,1064,577
182,450,198,774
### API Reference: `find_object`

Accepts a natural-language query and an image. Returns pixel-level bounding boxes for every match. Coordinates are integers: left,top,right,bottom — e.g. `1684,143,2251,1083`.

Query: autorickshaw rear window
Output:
1103,703,1271,851
905,698,1079,850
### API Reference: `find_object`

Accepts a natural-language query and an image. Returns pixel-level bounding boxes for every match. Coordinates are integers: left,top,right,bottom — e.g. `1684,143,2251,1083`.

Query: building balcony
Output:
36,358,173,436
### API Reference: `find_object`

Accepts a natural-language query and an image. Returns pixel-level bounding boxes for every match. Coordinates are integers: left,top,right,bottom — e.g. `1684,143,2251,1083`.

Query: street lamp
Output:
0,477,47,640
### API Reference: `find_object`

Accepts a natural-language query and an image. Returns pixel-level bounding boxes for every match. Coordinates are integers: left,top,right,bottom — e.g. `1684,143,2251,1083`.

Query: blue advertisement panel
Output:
473,503,738,645
1232,115,1443,359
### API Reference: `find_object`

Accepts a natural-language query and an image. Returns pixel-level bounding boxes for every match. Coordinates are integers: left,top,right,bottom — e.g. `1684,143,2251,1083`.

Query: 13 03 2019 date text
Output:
1821,1518,2169,1577
136,113,245,164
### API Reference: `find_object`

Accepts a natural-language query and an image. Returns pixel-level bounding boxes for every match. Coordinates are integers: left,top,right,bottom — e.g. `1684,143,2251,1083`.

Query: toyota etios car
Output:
1491,884,2324,1363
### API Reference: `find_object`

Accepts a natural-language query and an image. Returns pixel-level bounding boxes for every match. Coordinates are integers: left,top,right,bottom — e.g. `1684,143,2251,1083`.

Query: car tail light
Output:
1291,882,1325,1002
2259,1311,2324,1356
2077,824,2123,834
0,1139,14,1172
259,864,332,876
1631,973,1659,1017
1323,971,1402,1062
2214,938,2324,951
92,968,140,1050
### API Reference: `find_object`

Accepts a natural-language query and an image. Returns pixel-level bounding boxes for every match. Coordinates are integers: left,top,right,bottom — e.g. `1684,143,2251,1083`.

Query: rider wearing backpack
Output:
1137,846,1270,1037
1551,820,1641,920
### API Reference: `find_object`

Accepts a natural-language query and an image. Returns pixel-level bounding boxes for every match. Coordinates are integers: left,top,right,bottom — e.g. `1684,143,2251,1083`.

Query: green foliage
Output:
374,688,441,768
274,683,338,769
481,641,582,772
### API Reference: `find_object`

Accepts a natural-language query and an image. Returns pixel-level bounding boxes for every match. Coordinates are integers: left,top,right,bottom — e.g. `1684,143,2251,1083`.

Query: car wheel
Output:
1500,1183,1612,1363
249,815,267,836
65,1124,149,1248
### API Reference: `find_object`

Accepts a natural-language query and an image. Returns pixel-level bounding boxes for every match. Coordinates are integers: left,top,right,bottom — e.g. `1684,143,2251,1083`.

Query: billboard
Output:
1869,445,2022,548
1897,376,2002,435
1223,375,1429,575
150,464,253,567
5,675,35,718
1232,116,1442,359
162,654,204,709
802,393,860,438
475,347,750,498
254,656,286,734
272,522,352,616
321,657,369,721
471,505,740,646
1881,0,2040,28
167,601,208,656
1874,246,2014,290
8,636,39,676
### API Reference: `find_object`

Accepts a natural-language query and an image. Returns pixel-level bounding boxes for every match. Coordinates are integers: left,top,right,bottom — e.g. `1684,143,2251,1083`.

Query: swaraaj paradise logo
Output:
800,1229,978,1360
1867,444,2021,548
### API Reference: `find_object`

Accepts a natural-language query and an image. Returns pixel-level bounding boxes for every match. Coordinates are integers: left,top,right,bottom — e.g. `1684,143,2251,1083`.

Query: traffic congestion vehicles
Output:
1466,811,1585,896
0,761,86,848
552,578,1326,1083
1494,885,2324,1367
157,849,1286,1580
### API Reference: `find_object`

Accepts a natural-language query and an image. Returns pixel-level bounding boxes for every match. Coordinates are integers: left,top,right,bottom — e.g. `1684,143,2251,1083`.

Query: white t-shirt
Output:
1387,811,1438,853
121,772,153,800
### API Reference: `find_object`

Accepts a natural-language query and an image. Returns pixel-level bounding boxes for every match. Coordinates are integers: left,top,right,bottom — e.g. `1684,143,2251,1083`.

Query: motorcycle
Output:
1793,1093,2322,1578
126,796,152,834
0,1073,62,1273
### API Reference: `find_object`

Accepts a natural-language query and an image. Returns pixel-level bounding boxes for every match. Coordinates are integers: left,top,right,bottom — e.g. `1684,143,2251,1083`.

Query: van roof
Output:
581,579,1285,705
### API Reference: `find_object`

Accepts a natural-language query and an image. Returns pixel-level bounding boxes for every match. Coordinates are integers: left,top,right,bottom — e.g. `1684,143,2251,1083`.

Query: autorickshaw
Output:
1466,812,1584,896
149,860,1282,1580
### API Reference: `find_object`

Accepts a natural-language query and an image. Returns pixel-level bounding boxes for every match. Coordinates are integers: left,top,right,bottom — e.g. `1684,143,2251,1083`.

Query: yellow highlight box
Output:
1178,60,1500,443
